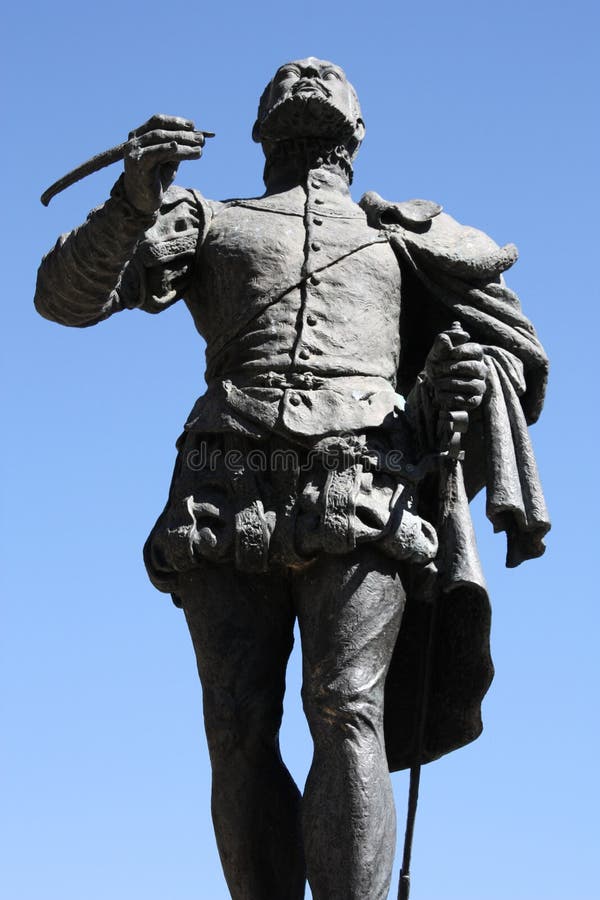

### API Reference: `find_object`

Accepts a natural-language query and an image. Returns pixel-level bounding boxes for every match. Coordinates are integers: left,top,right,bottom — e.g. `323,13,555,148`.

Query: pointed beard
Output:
258,93,356,143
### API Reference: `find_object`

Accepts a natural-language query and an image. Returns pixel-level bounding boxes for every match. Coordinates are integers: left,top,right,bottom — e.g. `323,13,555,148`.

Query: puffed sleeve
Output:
34,177,211,327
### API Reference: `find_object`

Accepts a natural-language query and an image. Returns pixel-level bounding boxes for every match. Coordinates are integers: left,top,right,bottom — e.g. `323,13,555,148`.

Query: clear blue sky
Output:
3,1,599,898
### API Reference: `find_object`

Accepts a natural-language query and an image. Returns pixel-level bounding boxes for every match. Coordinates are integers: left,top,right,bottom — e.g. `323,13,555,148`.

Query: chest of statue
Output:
188,180,402,381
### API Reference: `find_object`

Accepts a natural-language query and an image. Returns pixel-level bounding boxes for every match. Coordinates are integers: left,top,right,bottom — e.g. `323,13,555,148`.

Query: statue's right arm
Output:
34,116,205,327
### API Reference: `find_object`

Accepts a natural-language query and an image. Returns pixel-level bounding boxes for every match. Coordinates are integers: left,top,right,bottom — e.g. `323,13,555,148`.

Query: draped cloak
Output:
358,193,550,770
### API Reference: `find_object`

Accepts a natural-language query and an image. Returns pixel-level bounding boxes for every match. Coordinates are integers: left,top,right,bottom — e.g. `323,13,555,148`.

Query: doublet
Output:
126,168,437,582
135,167,406,440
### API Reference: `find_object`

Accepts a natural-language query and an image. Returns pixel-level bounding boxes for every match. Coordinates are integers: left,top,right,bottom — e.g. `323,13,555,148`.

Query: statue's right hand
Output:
123,114,204,215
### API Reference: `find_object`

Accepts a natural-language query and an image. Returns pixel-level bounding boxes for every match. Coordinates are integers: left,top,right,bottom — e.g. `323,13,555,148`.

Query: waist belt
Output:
222,372,397,393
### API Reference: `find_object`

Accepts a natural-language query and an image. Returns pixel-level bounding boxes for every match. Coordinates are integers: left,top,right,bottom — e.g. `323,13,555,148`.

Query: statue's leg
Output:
179,563,305,900
294,547,405,900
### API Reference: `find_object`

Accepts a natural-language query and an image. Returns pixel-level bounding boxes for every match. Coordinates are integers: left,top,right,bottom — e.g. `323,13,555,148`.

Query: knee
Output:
203,684,284,765
302,669,384,740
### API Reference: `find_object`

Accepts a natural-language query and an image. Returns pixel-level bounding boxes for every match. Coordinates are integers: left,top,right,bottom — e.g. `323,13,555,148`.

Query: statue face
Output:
254,57,365,146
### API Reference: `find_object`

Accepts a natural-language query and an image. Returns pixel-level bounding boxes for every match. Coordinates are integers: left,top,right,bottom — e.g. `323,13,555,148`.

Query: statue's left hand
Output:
424,331,487,411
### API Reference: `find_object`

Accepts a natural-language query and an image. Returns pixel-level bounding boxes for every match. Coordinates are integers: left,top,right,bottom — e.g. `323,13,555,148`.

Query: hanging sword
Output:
398,321,471,900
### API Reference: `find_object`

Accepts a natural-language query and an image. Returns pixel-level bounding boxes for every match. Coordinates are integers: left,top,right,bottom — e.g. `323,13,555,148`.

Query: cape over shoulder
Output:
359,190,518,280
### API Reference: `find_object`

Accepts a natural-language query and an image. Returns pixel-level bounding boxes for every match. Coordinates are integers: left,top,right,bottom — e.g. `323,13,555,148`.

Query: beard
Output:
258,91,356,144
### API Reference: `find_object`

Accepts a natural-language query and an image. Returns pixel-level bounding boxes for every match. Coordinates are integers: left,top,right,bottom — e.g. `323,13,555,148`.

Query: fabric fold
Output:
483,352,550,566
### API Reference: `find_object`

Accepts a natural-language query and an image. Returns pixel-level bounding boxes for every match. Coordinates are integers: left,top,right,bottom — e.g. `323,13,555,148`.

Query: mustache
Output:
290,79,333,99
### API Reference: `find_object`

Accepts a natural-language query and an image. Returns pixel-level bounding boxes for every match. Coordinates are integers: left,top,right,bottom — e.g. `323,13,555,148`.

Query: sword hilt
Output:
437,321,471,459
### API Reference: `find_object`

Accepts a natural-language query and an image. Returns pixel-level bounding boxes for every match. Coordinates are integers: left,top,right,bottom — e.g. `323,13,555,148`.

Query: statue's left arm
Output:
360,192,550,566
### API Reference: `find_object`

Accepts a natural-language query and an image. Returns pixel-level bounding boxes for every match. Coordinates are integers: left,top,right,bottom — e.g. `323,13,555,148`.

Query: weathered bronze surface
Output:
35,58,549,900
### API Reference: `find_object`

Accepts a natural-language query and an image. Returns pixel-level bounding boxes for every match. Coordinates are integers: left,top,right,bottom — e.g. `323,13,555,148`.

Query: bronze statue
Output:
35,58,549,900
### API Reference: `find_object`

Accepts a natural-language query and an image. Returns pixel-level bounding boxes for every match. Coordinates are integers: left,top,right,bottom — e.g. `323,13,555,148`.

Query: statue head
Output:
252,58,365,161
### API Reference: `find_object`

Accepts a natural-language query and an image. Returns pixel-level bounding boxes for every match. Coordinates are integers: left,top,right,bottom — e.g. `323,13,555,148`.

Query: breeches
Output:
144,430,437,597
